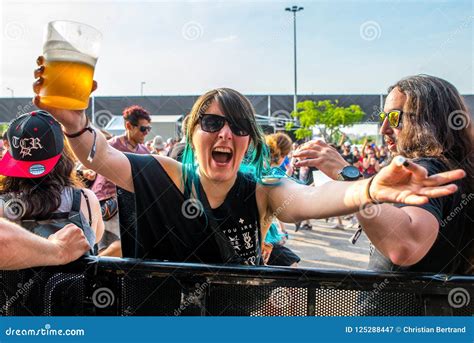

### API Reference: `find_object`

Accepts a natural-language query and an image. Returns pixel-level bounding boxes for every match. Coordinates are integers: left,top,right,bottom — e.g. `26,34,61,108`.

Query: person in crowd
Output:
263,132,300,266
292,75,473,274
33,65,466,266
362,149,381,178
151,135,167,155
168,115,190,162
352,146,363,173
0,111,103,256
378,144,390,166
0,219,90,270
90,105,151,257
341,141,357,165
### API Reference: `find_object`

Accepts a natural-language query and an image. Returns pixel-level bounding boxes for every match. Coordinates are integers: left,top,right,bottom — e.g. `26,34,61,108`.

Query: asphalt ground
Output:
283,217,371,270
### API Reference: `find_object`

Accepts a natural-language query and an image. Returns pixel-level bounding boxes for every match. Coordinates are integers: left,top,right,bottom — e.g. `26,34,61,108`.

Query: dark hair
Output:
0,140,82,218
182,88,269,195
389,74,474,273
388,75,473,192
122,105,151,126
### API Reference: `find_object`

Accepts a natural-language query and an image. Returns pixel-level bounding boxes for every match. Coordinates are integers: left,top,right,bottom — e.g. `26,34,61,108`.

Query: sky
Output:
0,0,472,98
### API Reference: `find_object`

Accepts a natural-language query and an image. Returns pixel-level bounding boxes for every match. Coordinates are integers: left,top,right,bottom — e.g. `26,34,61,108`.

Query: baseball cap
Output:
0,111,64,178
344,141,351,147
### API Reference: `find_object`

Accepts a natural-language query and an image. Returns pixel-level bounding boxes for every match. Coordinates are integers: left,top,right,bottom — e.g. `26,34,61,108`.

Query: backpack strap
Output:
70,188,92,226
80,189,93,227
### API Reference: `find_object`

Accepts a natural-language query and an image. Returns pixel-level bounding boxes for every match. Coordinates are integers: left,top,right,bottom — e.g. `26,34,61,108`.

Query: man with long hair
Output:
294,75,474,274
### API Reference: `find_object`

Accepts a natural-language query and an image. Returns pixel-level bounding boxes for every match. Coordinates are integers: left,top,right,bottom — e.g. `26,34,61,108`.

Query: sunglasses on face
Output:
135,125,152,133
199,114,250,136
379,110,403,128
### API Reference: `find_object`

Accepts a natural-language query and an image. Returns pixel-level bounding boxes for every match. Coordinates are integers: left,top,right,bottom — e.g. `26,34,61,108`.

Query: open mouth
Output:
211,147,233,165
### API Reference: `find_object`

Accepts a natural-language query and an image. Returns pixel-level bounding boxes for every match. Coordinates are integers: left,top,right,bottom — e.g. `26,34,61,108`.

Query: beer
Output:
41,21,101,110
40,58,95,110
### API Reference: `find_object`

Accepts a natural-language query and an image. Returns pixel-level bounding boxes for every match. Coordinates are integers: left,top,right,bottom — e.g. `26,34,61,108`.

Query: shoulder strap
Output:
79,189,93,226
195,178,245,265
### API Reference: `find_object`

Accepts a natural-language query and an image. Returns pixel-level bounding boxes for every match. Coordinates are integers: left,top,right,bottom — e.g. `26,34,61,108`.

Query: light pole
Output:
140,81,146,96
6,87,14,98
285,5,304,115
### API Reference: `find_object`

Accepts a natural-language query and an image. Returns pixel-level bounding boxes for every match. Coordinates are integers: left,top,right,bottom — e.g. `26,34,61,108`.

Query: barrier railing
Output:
0,256,472,316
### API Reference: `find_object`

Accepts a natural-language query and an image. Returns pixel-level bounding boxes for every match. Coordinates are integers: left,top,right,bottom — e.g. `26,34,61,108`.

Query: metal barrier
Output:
0,256,472,316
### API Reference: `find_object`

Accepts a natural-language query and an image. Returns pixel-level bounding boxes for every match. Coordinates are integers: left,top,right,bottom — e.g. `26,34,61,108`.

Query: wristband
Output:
365,176,380,205
63,116,97,162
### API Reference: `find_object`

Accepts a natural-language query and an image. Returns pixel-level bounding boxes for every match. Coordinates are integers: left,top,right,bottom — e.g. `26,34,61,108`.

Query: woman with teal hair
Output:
33,67,466,265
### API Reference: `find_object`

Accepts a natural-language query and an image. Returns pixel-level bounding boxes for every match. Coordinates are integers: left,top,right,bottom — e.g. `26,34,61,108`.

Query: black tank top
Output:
125,154,262,265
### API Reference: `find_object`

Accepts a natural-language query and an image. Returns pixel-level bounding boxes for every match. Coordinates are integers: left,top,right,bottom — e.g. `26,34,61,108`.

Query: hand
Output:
48,223,90,264
370,156,466,205
33,56,97,132
82,169,97,181
293,140,350,180
262,242,273,265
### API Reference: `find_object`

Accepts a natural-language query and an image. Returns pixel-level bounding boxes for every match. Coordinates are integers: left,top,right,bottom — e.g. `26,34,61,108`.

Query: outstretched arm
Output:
266,156,464,225
33,56,133,192
0,220,90,270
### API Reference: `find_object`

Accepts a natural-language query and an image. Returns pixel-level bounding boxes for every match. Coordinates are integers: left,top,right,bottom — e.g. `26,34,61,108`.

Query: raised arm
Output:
33,57,133,192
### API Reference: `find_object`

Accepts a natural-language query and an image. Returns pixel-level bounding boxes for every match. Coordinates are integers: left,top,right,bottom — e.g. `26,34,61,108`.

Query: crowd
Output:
0,73,472,277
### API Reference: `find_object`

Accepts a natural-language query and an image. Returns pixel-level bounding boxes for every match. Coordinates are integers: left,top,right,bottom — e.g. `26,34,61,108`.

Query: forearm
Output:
0,219,65,270
274,178,372,222
63,113,113,173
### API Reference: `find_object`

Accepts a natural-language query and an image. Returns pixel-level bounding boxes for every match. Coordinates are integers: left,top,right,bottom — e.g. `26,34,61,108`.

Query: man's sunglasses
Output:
199,114,250,136
379,110,403,128
135,125,152,133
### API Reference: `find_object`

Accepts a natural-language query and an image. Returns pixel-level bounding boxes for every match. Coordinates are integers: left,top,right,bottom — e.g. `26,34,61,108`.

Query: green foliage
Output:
289,99,365,143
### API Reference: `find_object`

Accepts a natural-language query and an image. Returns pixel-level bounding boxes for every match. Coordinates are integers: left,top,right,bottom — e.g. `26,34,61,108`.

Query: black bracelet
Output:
64,117,91,138
63,117,97,162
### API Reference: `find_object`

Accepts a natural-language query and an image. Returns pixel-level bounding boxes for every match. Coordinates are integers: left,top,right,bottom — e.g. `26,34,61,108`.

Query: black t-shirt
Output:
341,152,357,165
125,154,262,265
369,158,473,274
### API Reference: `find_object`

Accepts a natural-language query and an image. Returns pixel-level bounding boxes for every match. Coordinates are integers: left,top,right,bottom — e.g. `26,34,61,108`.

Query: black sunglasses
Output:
135,125,152,133
379,110,403,128
199,114,250,136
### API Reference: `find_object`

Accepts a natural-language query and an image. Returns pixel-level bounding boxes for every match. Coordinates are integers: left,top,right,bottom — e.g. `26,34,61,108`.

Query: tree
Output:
286,99,365,143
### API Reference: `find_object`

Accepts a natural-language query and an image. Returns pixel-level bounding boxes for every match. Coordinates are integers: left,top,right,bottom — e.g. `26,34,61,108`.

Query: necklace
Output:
122,135,137,151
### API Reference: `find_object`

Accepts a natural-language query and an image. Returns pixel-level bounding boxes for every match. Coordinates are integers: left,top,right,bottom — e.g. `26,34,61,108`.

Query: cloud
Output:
212,35,238,43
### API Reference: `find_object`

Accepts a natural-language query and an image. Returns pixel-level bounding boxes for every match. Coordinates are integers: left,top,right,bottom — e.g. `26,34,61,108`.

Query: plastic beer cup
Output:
40,21,102,110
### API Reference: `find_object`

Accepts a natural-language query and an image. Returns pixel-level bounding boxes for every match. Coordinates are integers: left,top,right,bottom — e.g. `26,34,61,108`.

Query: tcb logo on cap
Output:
11,137,44,158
